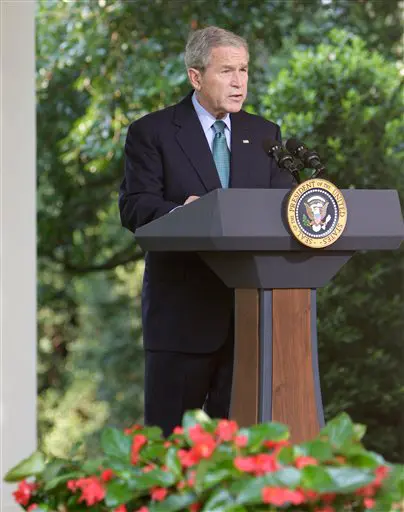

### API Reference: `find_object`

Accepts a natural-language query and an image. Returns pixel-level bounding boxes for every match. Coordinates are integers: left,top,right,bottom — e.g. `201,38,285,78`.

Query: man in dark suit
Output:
119,26,294,436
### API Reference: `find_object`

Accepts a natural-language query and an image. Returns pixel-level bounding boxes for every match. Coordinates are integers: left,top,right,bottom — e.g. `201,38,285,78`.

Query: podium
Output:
135,188,404,443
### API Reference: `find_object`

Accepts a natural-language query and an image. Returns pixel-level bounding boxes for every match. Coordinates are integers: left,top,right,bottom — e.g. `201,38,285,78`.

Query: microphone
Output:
263,138,301,184
286,138,326,178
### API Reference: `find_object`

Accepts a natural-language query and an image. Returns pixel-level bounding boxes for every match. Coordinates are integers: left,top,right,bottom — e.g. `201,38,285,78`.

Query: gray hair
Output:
184,26,249,71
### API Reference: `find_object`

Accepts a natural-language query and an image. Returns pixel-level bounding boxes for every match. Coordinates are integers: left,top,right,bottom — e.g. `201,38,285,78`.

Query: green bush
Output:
5,411,404,512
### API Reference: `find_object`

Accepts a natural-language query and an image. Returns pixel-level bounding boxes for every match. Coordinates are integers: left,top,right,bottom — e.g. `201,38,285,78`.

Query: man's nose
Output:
231,72,242,87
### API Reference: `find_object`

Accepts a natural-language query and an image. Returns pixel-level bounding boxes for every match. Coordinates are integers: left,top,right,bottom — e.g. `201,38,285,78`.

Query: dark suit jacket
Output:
119,92,294,354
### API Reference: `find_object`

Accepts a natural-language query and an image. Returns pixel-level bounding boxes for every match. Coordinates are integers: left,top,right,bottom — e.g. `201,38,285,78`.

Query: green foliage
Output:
36,0,403,462
5,412,404,511
262,28,404,460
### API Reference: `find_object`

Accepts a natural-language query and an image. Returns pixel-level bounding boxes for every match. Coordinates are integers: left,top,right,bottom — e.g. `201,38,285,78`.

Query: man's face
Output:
188,45,249,119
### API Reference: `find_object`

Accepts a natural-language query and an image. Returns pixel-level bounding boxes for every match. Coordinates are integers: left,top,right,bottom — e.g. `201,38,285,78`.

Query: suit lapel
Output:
174,94,222,192
229,111,254,188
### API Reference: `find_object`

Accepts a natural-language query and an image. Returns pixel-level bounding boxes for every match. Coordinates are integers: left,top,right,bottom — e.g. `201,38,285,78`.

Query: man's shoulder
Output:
237,109,280,132
128,103,177,133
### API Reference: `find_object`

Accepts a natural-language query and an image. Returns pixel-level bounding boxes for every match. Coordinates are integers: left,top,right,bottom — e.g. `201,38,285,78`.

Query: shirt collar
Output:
192,91,231,133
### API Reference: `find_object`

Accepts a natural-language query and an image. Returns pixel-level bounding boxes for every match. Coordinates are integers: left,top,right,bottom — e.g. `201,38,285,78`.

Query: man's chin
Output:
226,102,244,113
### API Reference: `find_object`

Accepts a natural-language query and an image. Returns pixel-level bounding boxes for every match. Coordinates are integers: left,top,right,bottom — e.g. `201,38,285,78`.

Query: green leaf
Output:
343,446,379,469
41,458,73,482
182,409,212,430
129,468,176,490
301,465,336,492
165,447,182,478
44,471,83,491
141,444,166,461
321,413,354,450
149,492,197,512
276,446,295,465
272,467,301,488
327,467,376,492
105,480,134,507
238,423,289,451
202,488,234,510
296,439,333,462
101,427,132,461
353,422,367,441
81,457,106,473
4,451,46,482
375,465,404,508
234,476,271,505
141,426,164,441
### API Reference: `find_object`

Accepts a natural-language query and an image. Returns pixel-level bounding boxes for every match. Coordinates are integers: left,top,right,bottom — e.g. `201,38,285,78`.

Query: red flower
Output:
143,464,155,473
76,477,106,506
234,454,278,475
101,468,114,482
254,453,279,475
322,493,337,504
295,456,318,469
164,441,172,448
124,424,142,435
177,480,186,490
304,489,319,501
151,487,168,501
189,502,201,511
178,428,216,467
13,480,37,506
114,506,128,512
67,479,77,491
234,435,248,447
131,434,147,464
136,507,149,512
187,470,196,487
27,505,38,511
364,498,376,509
262,486,305,506
178,448,200,467
263,439,289,450
375,465,389,486
215,420,238,441
173,426,184,435
356,485,376,498
193,438,216,459
234,456,256,472
189,425,215,446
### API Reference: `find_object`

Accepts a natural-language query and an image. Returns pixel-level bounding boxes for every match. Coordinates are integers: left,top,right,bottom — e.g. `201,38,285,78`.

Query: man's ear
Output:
187,68,202,91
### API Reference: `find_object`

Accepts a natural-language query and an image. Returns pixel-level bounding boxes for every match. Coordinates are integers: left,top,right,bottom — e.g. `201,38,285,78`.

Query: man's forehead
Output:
208,45,249,64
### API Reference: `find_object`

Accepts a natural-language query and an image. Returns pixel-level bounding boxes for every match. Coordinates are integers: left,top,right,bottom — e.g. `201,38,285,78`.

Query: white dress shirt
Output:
191,92,231,150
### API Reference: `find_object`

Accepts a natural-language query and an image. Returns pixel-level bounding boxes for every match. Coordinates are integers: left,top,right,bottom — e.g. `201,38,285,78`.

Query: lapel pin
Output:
242,139,250,143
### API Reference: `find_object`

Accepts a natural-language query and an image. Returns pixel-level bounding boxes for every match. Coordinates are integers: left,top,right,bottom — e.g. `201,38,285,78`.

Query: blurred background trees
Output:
36,0,404,460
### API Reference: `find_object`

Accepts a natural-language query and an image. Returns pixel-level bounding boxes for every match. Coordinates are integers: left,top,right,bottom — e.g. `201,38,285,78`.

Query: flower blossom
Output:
13,480,38,507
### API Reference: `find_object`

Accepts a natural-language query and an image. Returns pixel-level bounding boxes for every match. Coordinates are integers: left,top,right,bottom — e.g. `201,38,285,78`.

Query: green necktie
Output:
212,120,230,188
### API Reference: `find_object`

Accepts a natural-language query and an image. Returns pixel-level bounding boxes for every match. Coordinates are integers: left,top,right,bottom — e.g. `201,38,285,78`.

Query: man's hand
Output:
184,195,200,205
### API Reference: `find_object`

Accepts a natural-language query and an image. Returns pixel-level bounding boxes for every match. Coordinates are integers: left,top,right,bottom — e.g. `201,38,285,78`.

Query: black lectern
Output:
135,188,404,443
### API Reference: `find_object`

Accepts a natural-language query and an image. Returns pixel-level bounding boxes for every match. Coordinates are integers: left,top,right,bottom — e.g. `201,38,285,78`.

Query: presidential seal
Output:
286,179,347,248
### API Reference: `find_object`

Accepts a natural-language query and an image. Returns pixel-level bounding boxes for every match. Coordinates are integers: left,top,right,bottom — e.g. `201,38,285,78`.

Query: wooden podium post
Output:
231,289,321,444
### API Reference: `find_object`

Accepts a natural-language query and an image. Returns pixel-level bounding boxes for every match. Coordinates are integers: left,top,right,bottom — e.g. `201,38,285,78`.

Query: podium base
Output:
231,288,324,444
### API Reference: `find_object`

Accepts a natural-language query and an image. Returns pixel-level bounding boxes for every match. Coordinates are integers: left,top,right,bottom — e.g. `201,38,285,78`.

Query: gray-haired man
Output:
119,26,294,436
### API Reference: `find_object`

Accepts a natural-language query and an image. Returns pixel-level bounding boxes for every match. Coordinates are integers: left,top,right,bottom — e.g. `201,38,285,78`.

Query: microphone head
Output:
263,138,282,154
285,137,306,155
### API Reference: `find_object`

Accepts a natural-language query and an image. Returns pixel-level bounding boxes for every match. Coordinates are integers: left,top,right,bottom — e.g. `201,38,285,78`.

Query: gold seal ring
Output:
286,178,348,248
